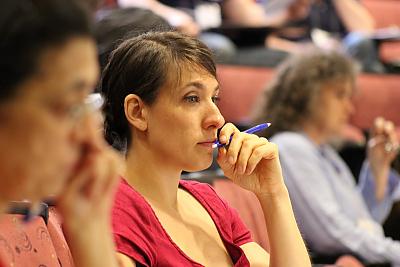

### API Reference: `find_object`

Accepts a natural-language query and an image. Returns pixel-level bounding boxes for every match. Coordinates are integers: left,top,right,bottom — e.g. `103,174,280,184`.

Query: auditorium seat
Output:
47,206,74,267
213,179,270,251
217,64,400,136
0,212,60,267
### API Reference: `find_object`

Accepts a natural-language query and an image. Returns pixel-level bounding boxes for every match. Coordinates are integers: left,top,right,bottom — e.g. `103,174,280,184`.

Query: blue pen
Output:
212,123,271,148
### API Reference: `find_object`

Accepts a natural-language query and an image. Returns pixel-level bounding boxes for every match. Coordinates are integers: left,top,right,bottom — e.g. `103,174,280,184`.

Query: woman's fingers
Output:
218,131,273,174
218,123,239,147
91,150,121,204
371,117,385,137
370,119,399,155
245,138,274,175
57,158,93,210
225,131,244,165
235,134,265,174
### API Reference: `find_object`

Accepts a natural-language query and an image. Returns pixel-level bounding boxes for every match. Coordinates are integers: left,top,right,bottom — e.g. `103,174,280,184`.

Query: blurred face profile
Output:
310,79,355,139
0,37,99,202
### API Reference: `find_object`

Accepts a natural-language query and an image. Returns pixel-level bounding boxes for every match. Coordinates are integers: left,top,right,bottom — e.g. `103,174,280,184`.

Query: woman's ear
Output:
124,94,148,131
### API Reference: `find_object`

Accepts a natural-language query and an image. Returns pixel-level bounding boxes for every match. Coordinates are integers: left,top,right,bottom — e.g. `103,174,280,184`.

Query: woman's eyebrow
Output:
67,79,96,94
183,81,220,92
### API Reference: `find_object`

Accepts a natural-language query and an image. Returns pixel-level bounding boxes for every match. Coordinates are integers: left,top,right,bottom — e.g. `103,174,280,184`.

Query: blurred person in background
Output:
0,0,122,266
255,51,400,265
94,7,172,71
115,0,237,62
263,0,384,73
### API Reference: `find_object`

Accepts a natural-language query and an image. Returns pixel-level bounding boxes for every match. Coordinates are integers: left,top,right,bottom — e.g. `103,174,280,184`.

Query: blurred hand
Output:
368,117,399,169
216,123,285,196
56,112,124,232
367,117,399,200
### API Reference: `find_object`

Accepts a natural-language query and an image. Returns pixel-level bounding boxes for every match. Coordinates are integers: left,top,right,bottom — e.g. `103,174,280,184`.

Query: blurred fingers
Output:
372,117,385,136
218,123,239,147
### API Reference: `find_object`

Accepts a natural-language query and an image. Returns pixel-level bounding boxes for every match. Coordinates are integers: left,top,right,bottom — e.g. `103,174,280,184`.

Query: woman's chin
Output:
183,158,214,173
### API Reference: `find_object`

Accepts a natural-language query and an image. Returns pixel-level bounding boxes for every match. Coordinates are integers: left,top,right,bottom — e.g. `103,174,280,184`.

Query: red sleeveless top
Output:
112,179,252,267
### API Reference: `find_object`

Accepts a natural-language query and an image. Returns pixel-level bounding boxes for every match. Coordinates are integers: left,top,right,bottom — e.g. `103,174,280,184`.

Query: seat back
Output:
217,65,275,124
217,65,400,132
212,179,270,251
47,207,75,267
0,214,60,267
351,74,400,129
362,0,400,28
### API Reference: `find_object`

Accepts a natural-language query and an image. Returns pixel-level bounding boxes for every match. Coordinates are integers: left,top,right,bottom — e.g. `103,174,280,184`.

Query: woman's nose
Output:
203,102,225,130
70,111,103,149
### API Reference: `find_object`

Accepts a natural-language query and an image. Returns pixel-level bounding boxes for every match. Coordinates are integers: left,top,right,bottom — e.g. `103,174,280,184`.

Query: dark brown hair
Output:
0,0,91,102
100,31,216,151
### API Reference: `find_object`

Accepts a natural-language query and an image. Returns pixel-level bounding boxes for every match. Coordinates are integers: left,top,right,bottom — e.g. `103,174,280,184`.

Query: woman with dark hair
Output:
101,31,311,267
255,51,400,265
0,0,122,266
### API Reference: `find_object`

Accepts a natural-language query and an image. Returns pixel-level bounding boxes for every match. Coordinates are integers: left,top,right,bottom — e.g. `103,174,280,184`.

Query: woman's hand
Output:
56,144,122,231
55,112,124,267
368,117,399,166
56,109,124,230
367,117,399,201
216,123,285,196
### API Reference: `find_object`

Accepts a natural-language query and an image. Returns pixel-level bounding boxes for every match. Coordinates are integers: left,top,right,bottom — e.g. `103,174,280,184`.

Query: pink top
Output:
112,179,252,267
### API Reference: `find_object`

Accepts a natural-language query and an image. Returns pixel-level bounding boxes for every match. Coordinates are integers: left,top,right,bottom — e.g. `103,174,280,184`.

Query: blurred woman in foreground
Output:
0,0,122,266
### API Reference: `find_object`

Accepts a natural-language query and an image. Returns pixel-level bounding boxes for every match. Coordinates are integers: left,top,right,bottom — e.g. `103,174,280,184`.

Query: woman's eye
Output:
185,95,200,103
212,96,220,103
49,101,85,120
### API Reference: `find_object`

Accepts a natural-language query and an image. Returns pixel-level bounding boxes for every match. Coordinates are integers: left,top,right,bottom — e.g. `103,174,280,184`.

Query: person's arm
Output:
359,118,400,222
222,0,288,27
332,0,375,32
265,34,315,53
240,187,309,267
216,123,311,267
117,0,199,36
273,133,400,264
358,161,400,223
366,118,399,202
240,242,270,267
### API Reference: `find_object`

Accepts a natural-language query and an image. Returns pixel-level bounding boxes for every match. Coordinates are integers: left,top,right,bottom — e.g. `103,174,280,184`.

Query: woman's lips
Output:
198,140,216,147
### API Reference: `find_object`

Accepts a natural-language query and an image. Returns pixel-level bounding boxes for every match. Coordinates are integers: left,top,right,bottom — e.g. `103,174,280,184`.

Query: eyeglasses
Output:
67,93,104,121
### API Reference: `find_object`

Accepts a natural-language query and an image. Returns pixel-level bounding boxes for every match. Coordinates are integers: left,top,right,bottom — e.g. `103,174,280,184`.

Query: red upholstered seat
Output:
334,255,365,267
217,65,400,134
217,65,274,124
47,207,74,267
212,179,270,252
0,214,60,267
351,74,400,129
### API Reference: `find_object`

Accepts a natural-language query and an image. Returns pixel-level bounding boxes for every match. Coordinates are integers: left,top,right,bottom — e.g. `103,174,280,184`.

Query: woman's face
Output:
0,37,99,202
310,79,355,139
144,66,225,172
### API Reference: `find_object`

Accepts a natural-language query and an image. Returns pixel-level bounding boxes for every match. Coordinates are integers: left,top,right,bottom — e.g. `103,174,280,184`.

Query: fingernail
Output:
220,135,227,143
